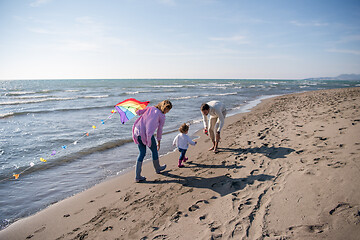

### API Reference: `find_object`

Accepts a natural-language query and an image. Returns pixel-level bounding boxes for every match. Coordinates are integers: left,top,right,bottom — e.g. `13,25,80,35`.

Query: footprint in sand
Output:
329,202,354,216
102,226,113,231
152,234,168,239
34,226,46,233
199,214,207,221
170,211,183,222
327,161,346,168
188,200,210,212
74,208,84,215
288,224,328,234
189,204,200,212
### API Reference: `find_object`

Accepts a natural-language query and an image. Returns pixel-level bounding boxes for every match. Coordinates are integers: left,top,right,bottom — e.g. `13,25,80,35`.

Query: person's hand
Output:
204,128,208,135
157,141,161,151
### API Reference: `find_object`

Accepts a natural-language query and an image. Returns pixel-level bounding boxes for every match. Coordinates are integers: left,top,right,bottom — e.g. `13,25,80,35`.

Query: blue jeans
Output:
137,135,158,162
178,148,187,160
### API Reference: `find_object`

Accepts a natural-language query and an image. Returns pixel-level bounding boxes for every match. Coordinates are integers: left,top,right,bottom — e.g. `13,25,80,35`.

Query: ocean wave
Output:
213,92,237,96
5,91,36,96
170,96,197,100
12,95,53,99
153,85,186,88
125,91,140,95
83,95,109,99
0,112,15,119
0,97,77,106
5,89,58,96
65,90,80,92
0,138,134,181
0,105,114,118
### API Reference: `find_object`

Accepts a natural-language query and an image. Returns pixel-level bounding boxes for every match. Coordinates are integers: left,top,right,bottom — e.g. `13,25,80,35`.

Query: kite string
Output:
0,109,117,182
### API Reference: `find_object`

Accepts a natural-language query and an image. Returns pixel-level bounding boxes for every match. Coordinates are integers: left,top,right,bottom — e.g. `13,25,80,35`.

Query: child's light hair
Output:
155,100,172,113
179,123,189,133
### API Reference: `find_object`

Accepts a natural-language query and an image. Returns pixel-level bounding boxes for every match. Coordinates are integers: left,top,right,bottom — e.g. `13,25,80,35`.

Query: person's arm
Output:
156,114,165,141
186,135,197,145
136,108,147,115
173,135,178,146
156,114,165,150
201,110,208,134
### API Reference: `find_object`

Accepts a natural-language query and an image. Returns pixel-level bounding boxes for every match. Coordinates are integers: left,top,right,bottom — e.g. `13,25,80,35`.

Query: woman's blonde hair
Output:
155,100,172,113
179,123,189,133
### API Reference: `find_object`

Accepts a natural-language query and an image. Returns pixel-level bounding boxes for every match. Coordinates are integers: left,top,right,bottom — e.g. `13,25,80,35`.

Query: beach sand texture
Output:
1,87,359,240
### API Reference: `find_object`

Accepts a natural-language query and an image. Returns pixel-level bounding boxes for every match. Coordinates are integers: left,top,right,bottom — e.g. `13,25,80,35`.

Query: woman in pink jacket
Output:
132,100,172,182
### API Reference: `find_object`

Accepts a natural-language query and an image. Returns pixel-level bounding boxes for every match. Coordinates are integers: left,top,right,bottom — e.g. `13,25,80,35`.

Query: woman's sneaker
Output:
135,176,146,183
156,164,166,174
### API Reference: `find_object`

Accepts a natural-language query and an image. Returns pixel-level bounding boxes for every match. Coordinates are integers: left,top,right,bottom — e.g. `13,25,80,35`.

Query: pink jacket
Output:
132,106,166,147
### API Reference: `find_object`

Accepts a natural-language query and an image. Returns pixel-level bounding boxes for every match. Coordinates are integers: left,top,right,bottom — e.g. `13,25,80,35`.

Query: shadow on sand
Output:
220,144,295,159
141,144,292,196
144,170,274,197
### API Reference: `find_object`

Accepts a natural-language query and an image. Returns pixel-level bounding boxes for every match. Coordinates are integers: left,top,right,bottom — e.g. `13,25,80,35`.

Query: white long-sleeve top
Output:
201,101,226,132
173,133,196,149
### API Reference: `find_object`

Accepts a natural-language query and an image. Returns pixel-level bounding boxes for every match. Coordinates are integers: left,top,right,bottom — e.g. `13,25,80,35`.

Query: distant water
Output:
1,79,359,229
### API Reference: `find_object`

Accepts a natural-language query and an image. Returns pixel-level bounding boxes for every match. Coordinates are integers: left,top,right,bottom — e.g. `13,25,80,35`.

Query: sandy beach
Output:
1,87,359,240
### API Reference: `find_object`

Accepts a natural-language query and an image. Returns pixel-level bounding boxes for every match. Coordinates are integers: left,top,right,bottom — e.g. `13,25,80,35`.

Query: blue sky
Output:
0,0,359,80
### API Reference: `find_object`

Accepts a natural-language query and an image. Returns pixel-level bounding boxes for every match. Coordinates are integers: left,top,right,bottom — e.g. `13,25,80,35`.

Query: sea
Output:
1,78,359,229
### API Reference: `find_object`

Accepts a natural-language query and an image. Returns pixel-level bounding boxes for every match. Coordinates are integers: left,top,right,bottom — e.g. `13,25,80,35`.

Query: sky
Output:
0,0,360,80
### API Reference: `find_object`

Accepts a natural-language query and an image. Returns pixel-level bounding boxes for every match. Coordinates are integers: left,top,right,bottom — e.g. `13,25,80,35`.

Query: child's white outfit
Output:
173,133,196,167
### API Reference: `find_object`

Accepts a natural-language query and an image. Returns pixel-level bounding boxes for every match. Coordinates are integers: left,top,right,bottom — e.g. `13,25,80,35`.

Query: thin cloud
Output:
209,35,250,45
30,0,52,7
75,17,95,24
157,0,176,5
338,35,360,43
57,40,101,52
327,48,360,55
28,28,59,35
290,20,328,27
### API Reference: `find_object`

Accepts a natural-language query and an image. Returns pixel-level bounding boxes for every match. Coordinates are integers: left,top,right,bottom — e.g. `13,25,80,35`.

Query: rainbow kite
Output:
115,98,150,124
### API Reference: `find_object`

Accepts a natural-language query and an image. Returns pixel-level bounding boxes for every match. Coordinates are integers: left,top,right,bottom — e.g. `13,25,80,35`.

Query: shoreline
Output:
1,87,360,239
0,93,276,231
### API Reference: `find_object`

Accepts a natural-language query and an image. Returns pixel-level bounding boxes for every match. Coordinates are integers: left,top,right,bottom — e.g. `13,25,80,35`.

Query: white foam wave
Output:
0,97,77,105
83,95,109,99
5,91,36,96
0,112,14,118
65,90,80,92
153,85,185,88
170,96,196,100
125,91,140,95
13,95,52,99
214,92,237,96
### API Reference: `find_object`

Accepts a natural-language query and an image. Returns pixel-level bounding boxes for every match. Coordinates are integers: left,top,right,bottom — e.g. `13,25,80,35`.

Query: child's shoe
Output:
183,157,188,162
178,164,185,168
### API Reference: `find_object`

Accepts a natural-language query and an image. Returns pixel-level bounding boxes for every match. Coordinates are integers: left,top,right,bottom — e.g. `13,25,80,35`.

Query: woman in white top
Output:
200,101,226,153
173,123,197,167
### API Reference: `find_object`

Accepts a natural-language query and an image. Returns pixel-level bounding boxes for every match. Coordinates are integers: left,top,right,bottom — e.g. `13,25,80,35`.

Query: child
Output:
173,123,197,168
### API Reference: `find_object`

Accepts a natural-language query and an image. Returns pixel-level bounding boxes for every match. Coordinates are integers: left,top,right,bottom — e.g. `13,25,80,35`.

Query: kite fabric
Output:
115,98,150,124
